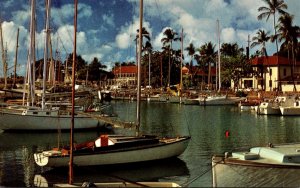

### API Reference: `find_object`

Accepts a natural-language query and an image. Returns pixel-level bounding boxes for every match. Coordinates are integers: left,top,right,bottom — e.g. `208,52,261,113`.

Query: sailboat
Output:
34,0,190,169
0,0,107,131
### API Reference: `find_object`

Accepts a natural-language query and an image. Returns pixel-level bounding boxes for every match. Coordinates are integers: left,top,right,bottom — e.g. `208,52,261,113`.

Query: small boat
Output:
34,134,190,167
199,95,243,106
239,98,261,111
257,96,285,115
212,143,300,187
279,95,300,115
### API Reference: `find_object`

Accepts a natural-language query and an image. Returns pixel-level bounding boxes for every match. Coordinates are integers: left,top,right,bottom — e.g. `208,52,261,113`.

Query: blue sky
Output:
0,0,299,76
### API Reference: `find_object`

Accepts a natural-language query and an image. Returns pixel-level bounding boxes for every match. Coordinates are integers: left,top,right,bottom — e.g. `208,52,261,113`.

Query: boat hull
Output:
212,156,300,187
34,137,190,167
0,108,101,130
280,106,300,115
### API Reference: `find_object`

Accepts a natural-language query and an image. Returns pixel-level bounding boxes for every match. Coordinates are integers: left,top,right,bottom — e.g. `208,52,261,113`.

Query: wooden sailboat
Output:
0,0,107,131
34,0,190,170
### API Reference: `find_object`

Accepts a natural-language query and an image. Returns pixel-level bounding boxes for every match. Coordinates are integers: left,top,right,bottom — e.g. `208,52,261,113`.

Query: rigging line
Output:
54,0,74,47
154,0,164,31
181,158,222,187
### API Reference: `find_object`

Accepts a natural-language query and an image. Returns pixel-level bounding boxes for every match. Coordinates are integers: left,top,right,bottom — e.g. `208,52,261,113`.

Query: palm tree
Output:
258,0,287,53
161,28,180,87
251,29,270,90
185,43,195,86
258,0,288,91
277,13,300,91
144,41,153,87
198,42,216,90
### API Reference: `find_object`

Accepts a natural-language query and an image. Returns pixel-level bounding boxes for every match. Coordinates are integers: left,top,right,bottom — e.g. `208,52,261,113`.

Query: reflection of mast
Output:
13,28,20,88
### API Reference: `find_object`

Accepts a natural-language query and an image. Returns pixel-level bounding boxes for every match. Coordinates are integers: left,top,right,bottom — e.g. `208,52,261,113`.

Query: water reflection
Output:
34,158,190,187
2,101,300,187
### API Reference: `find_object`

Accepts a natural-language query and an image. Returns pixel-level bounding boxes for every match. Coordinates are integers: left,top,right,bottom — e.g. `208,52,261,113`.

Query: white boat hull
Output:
212,156,300,187
257,102,281,115
34,137,190,167
0,107,101,130
280,106,300,116
199,96,242,106
212,143,300,187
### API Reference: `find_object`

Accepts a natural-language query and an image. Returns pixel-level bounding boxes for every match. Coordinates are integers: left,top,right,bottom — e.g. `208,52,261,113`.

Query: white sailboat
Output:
0,0,104,131
34,0,190,169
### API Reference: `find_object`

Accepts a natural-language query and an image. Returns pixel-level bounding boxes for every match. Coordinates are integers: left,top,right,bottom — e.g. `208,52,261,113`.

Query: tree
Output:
258,0,288,91
251,29,270,90
258,0,288,53
88,57,107,82
161,28,181,87
198,42,216,89
277,13,300,91
185,43,196,86
65,53,87,81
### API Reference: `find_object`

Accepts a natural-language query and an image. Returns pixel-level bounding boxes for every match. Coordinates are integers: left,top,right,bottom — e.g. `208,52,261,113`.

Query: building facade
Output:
239,56,300,92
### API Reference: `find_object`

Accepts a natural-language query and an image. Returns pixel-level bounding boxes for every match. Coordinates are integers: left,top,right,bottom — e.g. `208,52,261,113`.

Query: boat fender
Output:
225,152,231,158
268,143,273,148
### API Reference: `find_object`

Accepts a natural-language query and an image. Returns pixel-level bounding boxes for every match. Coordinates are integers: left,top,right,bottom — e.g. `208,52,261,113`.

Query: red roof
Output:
250,56,296,66
112,65,137,74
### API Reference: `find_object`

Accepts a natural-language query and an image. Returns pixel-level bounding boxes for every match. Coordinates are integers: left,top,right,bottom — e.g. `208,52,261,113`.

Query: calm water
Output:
1,101,300,187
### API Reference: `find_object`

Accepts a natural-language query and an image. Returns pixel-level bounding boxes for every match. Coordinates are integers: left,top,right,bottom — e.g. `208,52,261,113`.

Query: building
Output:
239,56,300,92
111,65,137,88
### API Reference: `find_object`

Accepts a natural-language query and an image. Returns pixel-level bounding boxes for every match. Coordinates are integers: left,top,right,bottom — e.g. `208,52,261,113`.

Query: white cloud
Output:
116,33,131,49
221,27,236,43
102,13,115,27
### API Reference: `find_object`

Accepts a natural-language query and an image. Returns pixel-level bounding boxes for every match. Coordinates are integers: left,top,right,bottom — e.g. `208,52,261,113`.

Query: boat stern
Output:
34,152,49,166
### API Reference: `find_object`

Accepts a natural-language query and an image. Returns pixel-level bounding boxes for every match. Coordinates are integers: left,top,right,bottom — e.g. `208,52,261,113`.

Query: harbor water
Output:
1,100,300,187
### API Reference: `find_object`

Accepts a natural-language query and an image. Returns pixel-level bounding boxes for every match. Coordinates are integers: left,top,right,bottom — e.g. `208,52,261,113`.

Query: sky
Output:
0,0,299,76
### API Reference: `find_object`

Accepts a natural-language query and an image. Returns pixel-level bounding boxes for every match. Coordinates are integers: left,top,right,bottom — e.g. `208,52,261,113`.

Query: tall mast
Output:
69,0,77,185
27,0,36,106
0,22,7,89
42,0,51,109
180,28,183,100
217,20,221,93
13,28,19,88
136,0,143,136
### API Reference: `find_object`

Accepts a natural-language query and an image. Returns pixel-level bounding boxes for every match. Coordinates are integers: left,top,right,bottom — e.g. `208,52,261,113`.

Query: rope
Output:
181,158,222,187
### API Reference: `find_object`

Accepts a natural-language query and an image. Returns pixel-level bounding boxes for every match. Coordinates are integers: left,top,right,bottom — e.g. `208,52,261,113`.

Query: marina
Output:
0,0,299,186
1,100,300,187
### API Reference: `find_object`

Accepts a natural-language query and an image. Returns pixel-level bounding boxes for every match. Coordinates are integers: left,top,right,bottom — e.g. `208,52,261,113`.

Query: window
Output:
269,68,272,76
269,80,272,88
284,69,287,76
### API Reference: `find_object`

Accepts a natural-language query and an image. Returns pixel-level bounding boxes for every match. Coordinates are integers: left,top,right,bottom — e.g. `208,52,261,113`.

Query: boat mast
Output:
217,20,221,93
42,0,51,109
26,0,36,106
69,0,77,184
180,28,183,102
0,21,7,89
136,0,143,136
13,28,19,88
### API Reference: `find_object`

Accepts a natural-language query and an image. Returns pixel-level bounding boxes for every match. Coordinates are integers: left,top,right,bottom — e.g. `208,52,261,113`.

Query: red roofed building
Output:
111,65,137,87
240,56,300,92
